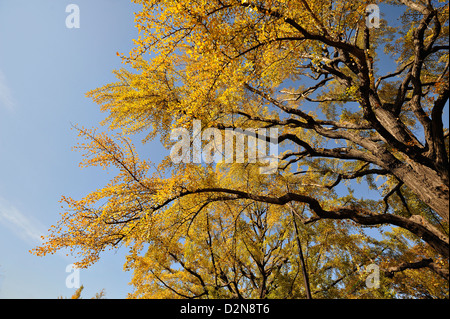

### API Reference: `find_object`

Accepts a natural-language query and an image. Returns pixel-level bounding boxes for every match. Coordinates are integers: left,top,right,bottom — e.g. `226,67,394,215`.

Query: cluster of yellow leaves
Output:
31,127,162,267
100,0,378,141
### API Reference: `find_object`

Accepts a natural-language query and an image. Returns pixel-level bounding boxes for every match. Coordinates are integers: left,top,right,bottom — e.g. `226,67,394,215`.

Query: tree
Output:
126,201,386,299
33,0,449,298
58,285,106,299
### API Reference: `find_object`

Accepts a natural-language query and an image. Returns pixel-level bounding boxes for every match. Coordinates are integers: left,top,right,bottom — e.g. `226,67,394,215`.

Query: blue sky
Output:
0,0,161,299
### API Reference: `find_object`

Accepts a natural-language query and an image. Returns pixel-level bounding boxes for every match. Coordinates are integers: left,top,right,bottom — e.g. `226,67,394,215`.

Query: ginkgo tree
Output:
33,0,449,298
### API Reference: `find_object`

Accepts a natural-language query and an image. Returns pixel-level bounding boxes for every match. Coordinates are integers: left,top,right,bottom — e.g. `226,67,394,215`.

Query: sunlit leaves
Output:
33,0,449,298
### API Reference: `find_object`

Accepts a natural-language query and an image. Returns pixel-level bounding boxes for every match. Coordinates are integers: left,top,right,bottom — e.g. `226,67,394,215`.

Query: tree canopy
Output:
33,0,449,298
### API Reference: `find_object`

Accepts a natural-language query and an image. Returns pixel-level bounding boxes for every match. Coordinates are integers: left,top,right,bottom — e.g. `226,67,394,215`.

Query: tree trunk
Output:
393,159,449,223
370,102,449,222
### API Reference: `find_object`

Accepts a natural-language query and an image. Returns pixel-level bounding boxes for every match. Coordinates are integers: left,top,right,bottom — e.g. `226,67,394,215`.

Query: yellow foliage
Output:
32,0,449,298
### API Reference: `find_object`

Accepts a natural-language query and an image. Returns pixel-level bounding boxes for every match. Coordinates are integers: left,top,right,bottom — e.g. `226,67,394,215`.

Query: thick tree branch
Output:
429,81,450,180
151,187,449,258
385,258,449,280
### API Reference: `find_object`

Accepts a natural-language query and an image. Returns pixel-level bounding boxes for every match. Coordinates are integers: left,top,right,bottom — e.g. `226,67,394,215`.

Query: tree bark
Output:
390,158,449,223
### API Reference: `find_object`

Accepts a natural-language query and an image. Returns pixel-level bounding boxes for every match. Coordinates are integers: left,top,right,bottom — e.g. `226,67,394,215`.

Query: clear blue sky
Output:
0,0,160,299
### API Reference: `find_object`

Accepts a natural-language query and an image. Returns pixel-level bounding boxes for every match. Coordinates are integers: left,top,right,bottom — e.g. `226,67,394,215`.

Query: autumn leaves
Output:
33,0,449,298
